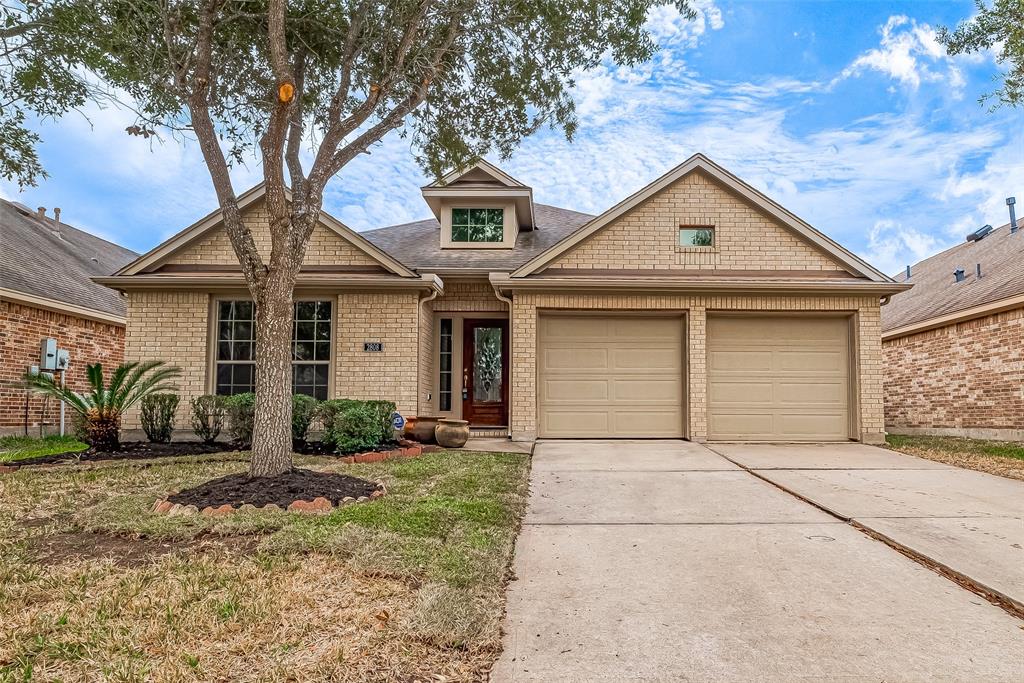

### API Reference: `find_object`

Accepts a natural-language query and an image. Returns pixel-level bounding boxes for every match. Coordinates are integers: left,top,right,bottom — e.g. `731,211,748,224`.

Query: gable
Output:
546,170,847,273
164,199,381,268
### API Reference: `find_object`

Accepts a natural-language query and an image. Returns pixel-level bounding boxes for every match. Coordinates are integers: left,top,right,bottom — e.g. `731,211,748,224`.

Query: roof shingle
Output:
0,199,138,317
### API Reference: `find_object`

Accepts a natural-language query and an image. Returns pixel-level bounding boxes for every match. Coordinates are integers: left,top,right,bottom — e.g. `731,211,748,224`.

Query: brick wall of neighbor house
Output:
0,301,125,434
509,293,884,443
166,199,381,268
548,171,842,272
121,291,210,430
883,307,1024,439
336,292,419,416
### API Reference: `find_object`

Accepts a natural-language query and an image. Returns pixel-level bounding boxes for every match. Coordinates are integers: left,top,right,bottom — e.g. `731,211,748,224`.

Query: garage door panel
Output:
708,315,850,442
538,315,684,438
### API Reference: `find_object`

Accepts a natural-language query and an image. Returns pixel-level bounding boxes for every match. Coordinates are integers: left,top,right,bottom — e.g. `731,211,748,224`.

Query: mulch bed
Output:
3,441,234,468
166,468,381,509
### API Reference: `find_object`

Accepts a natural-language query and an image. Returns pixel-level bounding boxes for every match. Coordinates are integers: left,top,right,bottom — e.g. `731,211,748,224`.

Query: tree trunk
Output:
249,272,295,477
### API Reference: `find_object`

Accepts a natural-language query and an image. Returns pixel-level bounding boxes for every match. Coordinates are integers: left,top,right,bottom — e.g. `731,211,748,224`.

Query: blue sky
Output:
3,0,1021,276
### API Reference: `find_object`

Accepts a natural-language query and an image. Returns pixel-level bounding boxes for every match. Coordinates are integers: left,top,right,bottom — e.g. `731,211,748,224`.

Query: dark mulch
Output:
167,468,381,509
30,531,261,566
9,441,234,467
295,440,402,457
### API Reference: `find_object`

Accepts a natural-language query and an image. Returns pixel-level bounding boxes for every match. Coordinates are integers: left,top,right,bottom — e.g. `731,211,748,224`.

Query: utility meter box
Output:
39,338,58,371
56,349,70,371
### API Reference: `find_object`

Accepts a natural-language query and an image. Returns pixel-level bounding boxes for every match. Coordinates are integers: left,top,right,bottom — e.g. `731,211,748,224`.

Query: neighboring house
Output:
882,204,1024,441
0,199,138,435
97,154,908,443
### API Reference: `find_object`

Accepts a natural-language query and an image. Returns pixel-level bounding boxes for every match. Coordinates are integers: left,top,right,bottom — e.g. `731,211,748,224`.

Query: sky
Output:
3,0,1022,277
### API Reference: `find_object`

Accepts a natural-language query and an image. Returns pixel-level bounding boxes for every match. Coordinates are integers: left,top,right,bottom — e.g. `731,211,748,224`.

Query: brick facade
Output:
0,301,125,434
883,307,1024,440
548,171,842,272
509,293,884,443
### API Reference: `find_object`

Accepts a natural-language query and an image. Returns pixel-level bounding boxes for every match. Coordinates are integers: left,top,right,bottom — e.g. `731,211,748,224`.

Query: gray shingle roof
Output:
881,218,1024,332
0,199,138,317
361,203,594,271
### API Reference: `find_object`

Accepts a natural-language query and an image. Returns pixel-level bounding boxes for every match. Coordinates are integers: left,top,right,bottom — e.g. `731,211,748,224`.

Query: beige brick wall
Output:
335,292,419,416
510,293,883,443
122,290,209,429
548,171,843,272
883,307,1024,439
166,199,381,268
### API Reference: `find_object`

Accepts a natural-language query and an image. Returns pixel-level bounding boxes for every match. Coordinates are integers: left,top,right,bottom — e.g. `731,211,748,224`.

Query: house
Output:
97,154,908,443
0,199,138,435
882,202,1024,441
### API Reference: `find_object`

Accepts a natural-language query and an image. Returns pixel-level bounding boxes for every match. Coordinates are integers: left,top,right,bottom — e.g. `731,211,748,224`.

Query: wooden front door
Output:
462,319,509,427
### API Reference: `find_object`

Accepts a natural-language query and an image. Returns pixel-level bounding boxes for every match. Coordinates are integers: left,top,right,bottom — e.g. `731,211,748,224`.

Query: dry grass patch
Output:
886,434,1024,481
0,450,530,681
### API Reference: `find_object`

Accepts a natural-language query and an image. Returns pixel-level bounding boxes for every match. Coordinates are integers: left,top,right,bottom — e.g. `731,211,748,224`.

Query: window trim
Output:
450,207,505,244
439,200,516,249
677,224,717,250
207,293,337,400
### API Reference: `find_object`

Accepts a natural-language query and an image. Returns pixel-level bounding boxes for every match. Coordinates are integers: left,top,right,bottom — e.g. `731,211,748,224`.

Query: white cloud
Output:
862,220,943,276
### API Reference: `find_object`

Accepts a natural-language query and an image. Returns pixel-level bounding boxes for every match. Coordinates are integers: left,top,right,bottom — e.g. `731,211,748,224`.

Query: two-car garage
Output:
536,313,853,441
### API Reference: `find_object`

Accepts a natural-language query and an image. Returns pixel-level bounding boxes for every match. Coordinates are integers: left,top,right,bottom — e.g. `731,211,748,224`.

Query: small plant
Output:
140,393,179,443
225,392,256,448
22,361,180,451
291,394,318,443
318,399,396,453
190,395,227,444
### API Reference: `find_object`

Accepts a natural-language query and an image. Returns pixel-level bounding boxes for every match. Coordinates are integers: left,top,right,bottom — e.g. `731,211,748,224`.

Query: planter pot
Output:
410,416,441,444
403,417,418,440
435,419,470,449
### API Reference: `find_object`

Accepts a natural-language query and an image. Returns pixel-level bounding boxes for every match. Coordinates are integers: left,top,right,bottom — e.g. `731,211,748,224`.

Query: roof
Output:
362,203,594,271
881,218,1024,335
511,153,894,282
0,198,137,318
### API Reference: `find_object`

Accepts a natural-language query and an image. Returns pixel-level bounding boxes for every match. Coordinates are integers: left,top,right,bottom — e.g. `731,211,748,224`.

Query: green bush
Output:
292,394,318,443
140,393,179,443
224,392,256,447
190,395,227,444
318,399,395,453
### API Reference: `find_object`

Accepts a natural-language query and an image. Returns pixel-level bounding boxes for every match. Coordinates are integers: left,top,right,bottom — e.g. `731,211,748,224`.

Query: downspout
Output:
417,276,442,418
880,295,891,306
492,280,514,440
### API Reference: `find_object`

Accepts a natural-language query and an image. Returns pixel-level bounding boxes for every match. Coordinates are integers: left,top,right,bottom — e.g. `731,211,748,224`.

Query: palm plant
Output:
23,361,182,451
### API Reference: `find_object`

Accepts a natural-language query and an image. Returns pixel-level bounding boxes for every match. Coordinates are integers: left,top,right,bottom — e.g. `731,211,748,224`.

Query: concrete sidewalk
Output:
712,443,1024,610
492,441,1024,682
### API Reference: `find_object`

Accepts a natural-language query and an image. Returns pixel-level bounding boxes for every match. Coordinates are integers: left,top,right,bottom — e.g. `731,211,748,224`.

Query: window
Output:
679,226,715,247
215,300,332,400
452,208,503,242
439,318,453,411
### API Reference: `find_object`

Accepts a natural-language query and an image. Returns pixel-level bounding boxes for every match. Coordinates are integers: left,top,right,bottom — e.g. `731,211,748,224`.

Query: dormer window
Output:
452,208,504,243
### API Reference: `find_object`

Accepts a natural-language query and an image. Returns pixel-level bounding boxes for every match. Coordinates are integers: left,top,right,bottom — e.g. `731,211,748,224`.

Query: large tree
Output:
2,0,692,477
938,0,1023,108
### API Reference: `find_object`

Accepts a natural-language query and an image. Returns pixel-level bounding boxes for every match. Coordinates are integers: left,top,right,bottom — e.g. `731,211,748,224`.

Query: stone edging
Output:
337,443,442,463
152,484,386,517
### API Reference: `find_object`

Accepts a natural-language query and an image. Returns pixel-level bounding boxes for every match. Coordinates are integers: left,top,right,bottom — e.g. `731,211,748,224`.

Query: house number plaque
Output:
363,342,384,352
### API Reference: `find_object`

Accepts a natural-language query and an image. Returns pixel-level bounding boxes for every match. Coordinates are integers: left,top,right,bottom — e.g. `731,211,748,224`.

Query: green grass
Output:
886,434,1024,461
0,434,87,462
0,449,531,680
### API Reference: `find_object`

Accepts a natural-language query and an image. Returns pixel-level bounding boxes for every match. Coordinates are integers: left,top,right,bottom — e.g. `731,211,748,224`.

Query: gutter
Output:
94,272,443,293
0,287,126,326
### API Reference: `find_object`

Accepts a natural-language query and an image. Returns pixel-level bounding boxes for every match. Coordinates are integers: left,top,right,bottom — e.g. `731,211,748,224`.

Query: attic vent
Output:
966,224,993,242
1009,197,1018,233
953,268,966,283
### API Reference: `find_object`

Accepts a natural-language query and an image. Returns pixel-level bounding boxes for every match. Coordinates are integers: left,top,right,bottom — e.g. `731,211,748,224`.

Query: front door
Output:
462,319,509,427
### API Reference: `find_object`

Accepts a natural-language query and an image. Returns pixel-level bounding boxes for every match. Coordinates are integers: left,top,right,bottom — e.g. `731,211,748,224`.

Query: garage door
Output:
538,315,684,438
707,315,851,441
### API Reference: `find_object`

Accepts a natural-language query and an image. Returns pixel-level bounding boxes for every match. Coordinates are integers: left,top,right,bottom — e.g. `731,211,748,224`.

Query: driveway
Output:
491,440,1024,682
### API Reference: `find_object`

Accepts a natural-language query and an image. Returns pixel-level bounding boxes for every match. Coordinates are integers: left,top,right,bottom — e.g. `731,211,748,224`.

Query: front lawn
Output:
886,434,1024,481
0,450,530,680
0,434,88,463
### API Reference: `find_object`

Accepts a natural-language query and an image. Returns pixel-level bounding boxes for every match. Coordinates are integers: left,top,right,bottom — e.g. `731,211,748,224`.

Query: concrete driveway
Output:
492,440,1024,682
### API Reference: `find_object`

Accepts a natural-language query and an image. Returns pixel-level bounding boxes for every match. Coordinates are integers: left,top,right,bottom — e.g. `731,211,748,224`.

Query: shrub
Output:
318,399,396,453
292,394,318,443
225,392,256,448
191,395,227,444
140,393,179,443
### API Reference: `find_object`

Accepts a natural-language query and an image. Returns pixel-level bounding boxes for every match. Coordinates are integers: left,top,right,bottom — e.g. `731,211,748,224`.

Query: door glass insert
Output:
473,326,503,402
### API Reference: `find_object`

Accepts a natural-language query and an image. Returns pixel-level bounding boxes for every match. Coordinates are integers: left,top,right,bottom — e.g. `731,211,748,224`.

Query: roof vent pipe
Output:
954,268,966,283
1008,197,1018,233
36,206,46,219
976,263,982,279
53,207,61,225
905,265,911,279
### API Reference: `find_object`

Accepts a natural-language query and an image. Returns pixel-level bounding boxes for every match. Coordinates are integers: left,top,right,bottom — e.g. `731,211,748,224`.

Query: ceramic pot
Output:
403,417,418,440
435,419,470,448
411,416,441,444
